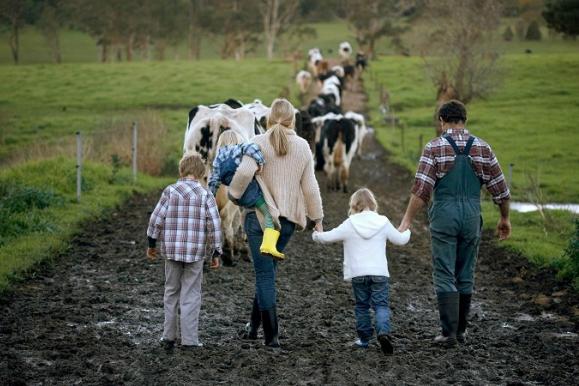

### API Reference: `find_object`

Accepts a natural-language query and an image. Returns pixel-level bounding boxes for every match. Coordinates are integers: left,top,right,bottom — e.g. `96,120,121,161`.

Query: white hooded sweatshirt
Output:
312,210,411,281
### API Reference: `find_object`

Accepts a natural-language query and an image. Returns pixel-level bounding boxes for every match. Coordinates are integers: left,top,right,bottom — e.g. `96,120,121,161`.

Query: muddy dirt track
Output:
1,74,579,385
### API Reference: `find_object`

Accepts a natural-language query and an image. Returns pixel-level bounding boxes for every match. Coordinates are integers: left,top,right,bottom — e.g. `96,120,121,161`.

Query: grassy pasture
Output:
366,52,579,278
0,58,293,291
0,59,294,162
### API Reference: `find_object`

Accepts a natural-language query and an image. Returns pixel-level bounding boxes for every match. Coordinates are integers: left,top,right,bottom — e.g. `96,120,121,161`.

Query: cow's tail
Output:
333,131,345,168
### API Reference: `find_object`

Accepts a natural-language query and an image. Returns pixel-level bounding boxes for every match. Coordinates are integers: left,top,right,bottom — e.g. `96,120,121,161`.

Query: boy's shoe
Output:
181,342,204,351
433,334,458,348
353,338,369,349
378,334,394,355
457,332,467,344
160,339,175,351
260,228,285,260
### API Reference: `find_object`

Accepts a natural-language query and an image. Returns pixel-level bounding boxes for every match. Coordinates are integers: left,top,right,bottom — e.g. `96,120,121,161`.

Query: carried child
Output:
312,188,410,355
146,152,222,350
208,130,284,260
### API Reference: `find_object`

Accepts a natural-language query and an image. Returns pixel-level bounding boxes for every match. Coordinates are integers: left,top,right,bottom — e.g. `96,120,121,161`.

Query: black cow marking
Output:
188,106,200,128
295,110,316,154
222,98,243,109
197,125,213,161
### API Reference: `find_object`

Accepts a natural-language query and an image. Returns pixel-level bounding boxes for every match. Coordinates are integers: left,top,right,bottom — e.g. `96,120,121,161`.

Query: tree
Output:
419,0,503,104
525,19,542,40
0,0,28,64
503,25,515,41
31,0,67,63
199,0,262,60
543,0,579,38
343,0,409,59
260,0,299,60
187,0,206,60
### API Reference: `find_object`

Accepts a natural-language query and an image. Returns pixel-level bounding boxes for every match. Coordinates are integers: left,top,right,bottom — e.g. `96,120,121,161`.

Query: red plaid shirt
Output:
411,128,510,204
147,178,222,263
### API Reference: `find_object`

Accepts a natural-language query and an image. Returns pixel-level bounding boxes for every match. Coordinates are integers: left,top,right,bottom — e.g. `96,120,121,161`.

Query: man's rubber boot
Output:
242,296,261,340
261,307,280,348
457,293,472,344
260,228,285,260
434,292,459,348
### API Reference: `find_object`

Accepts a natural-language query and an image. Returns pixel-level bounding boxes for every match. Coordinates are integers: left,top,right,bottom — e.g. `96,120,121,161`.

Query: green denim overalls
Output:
428,135,482,294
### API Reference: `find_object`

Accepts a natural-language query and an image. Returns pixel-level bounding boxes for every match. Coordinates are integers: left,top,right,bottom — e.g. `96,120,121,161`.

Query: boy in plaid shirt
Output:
147,152,222,350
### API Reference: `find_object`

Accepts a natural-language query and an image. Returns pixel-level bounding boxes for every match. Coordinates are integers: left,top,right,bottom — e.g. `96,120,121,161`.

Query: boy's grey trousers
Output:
162,259,204,346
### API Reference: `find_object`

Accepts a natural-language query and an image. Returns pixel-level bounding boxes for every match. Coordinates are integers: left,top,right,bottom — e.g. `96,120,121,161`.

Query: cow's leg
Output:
341,165,349,193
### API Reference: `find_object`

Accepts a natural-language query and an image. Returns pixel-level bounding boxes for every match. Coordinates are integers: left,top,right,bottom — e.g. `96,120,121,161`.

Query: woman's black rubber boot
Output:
261,307,280,348
242,296,261,340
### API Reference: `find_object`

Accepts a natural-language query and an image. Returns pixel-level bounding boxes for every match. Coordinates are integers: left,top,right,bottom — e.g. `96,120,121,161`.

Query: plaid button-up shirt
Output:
147,178,222,263
411,128,510,204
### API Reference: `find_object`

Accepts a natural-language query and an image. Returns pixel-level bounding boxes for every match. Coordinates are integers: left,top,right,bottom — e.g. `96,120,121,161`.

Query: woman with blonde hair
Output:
229,98,324,348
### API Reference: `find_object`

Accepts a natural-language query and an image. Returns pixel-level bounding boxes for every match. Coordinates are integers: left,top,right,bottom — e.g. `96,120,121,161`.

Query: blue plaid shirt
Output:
208,143,265,196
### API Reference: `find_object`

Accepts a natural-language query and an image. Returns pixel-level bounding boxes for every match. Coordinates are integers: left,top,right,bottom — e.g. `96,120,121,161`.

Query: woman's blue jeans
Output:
351,275,391,342
244,211,295,311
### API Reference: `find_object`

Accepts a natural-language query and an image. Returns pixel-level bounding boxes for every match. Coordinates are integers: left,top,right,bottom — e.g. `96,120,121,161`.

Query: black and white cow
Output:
307,94,342,118
356,52,368,72
339,41,353,61
184,102,260,162
344,111,370,157
319,116,358,193
296,70,313,94
321,74,343,106
308,48,323,76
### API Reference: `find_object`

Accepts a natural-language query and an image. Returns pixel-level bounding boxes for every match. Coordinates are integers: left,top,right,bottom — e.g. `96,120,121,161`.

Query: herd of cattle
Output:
182,41,371,263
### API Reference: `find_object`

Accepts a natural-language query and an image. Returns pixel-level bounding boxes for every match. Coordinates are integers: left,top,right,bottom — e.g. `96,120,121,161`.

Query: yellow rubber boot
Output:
260,228,285,260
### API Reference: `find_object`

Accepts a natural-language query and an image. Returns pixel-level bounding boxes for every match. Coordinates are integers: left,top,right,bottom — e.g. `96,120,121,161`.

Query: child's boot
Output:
260,228,285,260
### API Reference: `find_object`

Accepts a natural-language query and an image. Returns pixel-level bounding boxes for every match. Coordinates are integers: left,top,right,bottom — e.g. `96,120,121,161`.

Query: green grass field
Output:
366,52,579,280
0,58,293,291
0,59,294,162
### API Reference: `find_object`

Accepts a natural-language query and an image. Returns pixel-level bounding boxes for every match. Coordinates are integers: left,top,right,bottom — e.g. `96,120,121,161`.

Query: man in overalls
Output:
399,100,511,347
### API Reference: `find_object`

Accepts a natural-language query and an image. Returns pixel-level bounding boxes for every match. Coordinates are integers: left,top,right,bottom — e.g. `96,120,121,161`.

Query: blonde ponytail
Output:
267,98,295,157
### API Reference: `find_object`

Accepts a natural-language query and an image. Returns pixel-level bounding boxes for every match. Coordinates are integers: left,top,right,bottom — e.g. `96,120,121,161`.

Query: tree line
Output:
1,0,576,65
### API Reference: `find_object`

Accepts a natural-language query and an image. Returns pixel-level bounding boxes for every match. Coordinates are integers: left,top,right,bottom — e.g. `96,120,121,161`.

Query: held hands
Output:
146,247,157,262
256,164,264,175
398,219,411,233
496,217,512,241
314,221,323,232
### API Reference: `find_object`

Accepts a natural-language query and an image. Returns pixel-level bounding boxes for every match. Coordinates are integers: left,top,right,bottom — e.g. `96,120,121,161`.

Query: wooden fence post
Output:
76,132,82,203
132,121,138,182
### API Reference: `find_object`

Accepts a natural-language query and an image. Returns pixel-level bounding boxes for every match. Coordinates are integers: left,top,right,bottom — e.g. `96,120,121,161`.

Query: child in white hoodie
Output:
312,188,410,355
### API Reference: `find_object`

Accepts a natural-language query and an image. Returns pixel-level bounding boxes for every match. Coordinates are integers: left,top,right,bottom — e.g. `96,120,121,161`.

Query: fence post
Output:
132,121,138,182
76,131,82,203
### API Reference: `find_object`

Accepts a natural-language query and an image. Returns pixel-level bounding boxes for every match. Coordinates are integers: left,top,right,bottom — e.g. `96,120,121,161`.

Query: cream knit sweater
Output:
229,129,323,230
